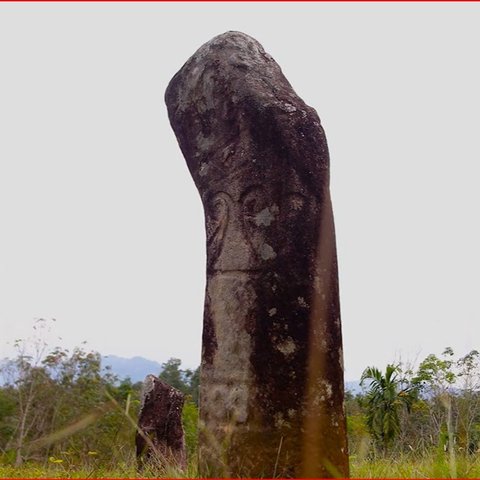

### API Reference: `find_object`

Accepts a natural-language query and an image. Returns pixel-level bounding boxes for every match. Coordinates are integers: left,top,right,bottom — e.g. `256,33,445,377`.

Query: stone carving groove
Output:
165,31,349,478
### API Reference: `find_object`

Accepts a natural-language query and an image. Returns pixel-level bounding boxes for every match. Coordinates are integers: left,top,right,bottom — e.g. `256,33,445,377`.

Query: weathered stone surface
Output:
165,31,348,478
135,375,186,471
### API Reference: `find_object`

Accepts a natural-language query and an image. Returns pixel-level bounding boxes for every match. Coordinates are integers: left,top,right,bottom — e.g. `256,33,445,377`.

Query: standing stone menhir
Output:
136,375,187,471
165,31,349,478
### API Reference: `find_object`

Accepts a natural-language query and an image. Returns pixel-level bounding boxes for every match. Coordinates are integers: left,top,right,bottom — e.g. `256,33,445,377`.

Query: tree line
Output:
0,321,199,470
348,347,480,475
1,320,478,474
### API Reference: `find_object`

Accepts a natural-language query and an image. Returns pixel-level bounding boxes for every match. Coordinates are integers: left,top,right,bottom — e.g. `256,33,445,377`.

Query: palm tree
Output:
360,364,415,455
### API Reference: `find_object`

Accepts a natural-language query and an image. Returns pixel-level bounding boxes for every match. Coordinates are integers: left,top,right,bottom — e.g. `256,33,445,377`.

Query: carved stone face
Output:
203,165,317,273
166,31,348,479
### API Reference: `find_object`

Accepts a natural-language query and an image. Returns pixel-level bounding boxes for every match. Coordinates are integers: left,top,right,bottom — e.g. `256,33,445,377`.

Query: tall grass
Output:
2,452,480,478
350,451,480,478
2,391,479,479
0,453,199,478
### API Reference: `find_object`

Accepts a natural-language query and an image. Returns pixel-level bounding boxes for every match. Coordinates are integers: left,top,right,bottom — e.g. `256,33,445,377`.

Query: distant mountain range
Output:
102,354,363,393
102,355,163,383
345,380,363,395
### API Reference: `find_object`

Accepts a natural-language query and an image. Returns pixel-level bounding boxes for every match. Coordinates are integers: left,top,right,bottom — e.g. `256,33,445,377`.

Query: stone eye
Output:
211,196,228,221
242,187,267,218
244,198,259,216
206,192,230,240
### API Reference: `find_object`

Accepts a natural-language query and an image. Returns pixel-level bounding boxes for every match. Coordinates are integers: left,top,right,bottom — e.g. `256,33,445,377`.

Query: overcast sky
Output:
1,3,479,381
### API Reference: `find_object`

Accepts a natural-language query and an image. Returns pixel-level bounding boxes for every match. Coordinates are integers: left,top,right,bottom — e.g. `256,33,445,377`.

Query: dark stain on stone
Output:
202,295,217,367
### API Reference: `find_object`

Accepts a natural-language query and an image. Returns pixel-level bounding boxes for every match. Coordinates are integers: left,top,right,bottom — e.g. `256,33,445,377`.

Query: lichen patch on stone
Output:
276,337,297,356
254,207,276,226
199,162,210,176
324,382,333,399
274,412,291,429
297,296,308,308
290,196,304,211
259,243,276,260
281,102,297,113
338,347,344,371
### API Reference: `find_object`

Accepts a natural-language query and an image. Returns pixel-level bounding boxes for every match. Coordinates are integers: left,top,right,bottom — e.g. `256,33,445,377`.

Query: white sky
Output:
0,3,479,381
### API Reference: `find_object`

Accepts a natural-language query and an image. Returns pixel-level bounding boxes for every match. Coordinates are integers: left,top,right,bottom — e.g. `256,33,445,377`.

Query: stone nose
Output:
213,202,259,272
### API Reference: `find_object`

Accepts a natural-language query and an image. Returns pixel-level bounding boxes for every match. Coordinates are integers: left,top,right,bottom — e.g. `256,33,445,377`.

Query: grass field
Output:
350,454,480,478
1,454,480,478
